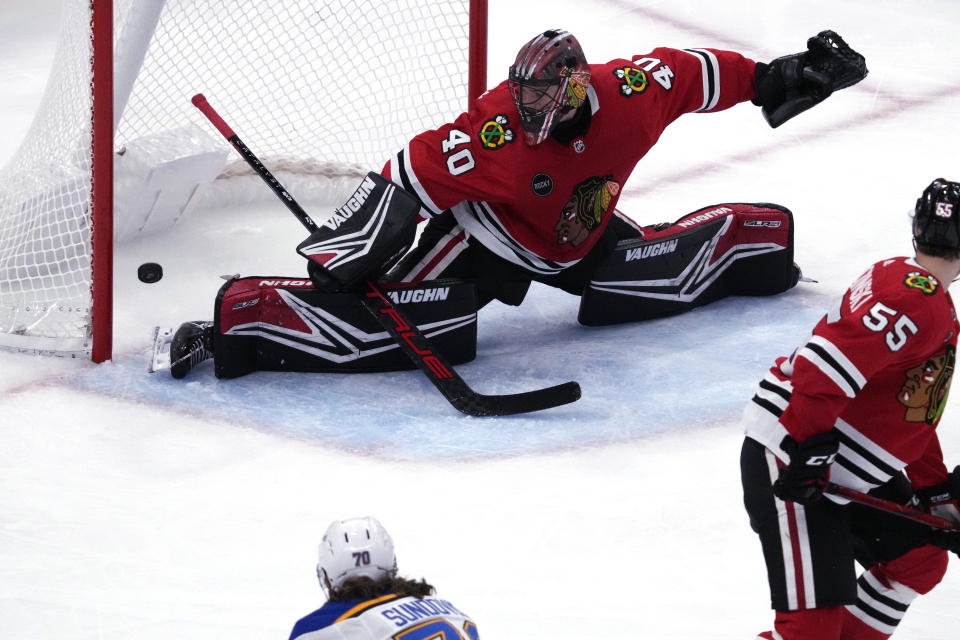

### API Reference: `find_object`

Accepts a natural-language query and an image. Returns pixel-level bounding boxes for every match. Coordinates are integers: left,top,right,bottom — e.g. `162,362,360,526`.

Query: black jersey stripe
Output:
683,48,718,111
837,432,900,478
395,149,440,216
467,201,541,272
759,378,792,403
853,600,903,629
466,201,567,274
751,394,784,418
835,454,887,486
474,201,565,269
394,149,415,195
804,341,863,394
858,576,910,612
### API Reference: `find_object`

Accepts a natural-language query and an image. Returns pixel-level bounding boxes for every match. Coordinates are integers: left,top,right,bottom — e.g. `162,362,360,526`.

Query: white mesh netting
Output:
0,0,475,355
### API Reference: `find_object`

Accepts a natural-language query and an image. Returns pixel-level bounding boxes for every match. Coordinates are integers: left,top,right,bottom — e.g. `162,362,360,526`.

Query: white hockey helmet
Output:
316,516,397,596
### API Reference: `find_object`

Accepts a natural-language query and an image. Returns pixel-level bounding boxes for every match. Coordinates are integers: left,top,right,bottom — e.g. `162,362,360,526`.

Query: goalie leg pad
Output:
213,276,478,378
578,203,796,326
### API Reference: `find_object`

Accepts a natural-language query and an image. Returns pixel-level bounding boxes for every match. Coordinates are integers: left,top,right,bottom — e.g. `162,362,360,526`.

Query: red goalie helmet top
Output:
507,29,591,145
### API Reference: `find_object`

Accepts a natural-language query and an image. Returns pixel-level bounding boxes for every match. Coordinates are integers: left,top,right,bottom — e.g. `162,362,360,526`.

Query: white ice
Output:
2,0,960,638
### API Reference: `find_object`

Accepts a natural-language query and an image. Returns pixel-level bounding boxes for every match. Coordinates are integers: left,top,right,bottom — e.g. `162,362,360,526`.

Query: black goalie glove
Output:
773,431,840,505
929,529,960,557
754,30,867,128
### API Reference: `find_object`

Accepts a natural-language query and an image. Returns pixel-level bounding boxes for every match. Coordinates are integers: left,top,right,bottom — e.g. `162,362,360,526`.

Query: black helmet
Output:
914,178,960,255
507,29,591,145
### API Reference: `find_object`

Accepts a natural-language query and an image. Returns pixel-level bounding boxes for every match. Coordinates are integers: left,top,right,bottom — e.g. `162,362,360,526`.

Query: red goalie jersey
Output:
745,257,959,492
383,47,757,275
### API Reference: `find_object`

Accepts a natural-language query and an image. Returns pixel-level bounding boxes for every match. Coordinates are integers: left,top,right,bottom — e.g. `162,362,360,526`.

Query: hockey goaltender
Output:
155,28,867,396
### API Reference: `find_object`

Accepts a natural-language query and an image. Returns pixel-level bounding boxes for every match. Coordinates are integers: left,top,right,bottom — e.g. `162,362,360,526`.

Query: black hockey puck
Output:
137,262,163,284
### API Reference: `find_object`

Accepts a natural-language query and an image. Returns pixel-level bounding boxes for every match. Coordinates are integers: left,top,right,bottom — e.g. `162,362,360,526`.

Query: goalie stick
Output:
191,93,581,416
825,482,959,531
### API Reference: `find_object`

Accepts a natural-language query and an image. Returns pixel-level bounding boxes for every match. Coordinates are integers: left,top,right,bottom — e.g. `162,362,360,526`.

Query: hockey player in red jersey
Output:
375,28,867,321
740,178,960,640
164,28,868,379
288,517,479,640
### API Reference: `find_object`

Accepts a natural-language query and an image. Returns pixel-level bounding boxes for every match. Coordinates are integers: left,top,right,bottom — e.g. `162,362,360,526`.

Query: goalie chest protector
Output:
213,277,478,378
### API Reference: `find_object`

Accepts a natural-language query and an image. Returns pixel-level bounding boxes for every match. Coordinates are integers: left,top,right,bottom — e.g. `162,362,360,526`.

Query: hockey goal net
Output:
0,0,487,361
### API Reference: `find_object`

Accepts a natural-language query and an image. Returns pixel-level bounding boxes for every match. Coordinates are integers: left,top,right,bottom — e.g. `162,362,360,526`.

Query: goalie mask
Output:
316,516,397,597
508,29,591,145
913,178,960,255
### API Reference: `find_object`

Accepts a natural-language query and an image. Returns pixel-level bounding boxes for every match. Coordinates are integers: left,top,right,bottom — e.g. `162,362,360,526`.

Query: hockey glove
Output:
754,30,867,128
298,172,419,292
917,465,960,525
928,529,960,557
773,431,840,505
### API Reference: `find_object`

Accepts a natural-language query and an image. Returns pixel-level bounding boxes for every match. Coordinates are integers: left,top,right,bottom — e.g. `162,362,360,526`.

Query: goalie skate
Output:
148,326,175,373
169,321,214,379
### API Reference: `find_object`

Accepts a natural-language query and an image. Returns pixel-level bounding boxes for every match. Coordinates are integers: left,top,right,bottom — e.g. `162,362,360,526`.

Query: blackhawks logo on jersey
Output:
898,345,955,424
477,114,514,150
904,271,939,295
554,175,620,247
613,66,648,96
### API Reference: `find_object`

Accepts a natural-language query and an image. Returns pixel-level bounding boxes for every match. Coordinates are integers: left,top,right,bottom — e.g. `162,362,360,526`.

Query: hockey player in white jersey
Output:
289,517,479,640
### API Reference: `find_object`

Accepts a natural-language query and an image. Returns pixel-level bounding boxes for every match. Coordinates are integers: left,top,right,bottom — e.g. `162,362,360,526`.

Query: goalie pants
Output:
387,209,644,307
740,437,949,638
387,203,799,323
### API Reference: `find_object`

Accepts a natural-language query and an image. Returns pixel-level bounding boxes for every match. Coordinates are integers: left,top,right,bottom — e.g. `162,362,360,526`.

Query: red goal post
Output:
0,0,487,362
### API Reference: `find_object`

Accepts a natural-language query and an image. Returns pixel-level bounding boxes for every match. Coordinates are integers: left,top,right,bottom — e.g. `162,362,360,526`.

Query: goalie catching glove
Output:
754,30,867,128
297,172,420,292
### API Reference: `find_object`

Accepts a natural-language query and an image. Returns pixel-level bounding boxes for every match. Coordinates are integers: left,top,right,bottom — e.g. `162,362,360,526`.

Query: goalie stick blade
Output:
148,326,175,373
360,280,581,417
445,380,582,417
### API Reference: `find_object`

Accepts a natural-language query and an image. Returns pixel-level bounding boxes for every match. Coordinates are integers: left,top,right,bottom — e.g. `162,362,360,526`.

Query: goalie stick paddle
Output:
191,93,581,416
361,282,581,416
825,482,959,531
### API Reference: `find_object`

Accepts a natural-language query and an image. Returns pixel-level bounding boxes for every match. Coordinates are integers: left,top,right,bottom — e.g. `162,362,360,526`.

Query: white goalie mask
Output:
316,516,397,597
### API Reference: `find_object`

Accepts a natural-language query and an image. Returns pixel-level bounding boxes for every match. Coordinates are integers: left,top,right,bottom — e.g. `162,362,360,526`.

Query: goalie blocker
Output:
212,277,478,378
579,202,797,325
298,171,419,292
